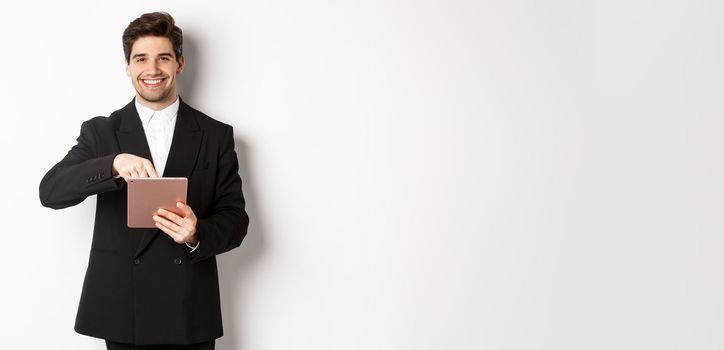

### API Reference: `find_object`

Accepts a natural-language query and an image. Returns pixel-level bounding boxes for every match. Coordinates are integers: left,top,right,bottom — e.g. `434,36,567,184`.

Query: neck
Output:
136,93,178,111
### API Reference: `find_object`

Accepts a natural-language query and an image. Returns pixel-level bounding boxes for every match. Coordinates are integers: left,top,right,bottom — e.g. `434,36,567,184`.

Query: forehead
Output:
131,36,175,56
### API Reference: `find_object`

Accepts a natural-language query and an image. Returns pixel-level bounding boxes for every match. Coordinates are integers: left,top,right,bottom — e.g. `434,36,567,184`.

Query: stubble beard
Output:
135,79,175,105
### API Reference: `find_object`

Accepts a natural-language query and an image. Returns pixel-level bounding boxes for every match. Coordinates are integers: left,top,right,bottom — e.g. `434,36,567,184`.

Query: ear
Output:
125,59,131,77
176,55,185,75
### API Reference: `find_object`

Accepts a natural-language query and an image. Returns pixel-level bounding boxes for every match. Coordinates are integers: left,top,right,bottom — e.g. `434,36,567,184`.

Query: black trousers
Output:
105,340,215,350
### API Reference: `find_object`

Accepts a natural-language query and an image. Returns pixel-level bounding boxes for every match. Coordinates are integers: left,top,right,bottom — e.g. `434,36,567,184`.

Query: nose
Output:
148,59,161,75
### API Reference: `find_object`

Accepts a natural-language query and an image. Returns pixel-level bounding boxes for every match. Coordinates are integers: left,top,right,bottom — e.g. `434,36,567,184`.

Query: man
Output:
39,12,249,350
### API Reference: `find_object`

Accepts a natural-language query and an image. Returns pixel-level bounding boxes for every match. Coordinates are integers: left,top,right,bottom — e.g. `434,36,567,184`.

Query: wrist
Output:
111,154,119,175
186,235,199,246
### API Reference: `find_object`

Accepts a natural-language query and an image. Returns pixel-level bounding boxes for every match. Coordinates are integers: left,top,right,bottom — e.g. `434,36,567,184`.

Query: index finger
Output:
156,208,183,222
144,159,159,178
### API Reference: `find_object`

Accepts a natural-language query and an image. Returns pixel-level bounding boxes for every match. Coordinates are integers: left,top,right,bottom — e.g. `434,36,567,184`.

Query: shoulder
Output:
80,102,130,131
78,115,118,136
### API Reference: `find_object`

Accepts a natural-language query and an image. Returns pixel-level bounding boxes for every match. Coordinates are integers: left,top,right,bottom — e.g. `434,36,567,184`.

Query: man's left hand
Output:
154,202,198,245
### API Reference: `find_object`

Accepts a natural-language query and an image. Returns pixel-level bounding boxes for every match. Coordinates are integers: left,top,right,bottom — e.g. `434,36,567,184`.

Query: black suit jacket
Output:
39,98,249,346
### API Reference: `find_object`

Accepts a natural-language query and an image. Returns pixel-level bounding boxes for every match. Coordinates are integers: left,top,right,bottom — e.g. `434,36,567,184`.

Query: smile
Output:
141,78,164,87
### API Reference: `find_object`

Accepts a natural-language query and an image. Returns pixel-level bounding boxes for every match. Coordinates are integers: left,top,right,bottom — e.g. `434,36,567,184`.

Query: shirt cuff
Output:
185,241,200,252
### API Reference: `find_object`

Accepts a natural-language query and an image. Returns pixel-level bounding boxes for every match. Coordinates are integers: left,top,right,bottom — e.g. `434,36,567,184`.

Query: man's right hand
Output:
112,153,159,182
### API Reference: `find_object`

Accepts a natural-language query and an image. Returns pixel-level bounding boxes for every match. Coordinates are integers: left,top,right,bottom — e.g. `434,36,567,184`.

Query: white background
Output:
1,0,723,349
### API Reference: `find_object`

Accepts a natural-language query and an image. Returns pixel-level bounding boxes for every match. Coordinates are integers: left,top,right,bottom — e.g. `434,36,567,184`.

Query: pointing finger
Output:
136,165,149,178
144,160,159,178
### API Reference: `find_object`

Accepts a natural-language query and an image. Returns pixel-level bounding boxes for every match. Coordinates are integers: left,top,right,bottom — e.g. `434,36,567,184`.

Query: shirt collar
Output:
135,96,180,125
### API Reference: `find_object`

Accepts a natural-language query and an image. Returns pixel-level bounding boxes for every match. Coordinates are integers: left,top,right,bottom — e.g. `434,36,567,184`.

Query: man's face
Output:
125,36,184,109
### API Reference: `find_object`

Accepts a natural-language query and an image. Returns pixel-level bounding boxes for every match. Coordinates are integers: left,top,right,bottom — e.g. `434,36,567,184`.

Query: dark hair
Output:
122,12,183,63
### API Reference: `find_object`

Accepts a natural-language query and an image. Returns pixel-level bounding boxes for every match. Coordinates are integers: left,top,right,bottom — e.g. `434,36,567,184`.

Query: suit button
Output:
134,259,141,265
174,258,182,265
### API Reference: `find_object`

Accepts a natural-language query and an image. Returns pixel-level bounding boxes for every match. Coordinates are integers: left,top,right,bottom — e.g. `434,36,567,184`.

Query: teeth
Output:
143,79,161,84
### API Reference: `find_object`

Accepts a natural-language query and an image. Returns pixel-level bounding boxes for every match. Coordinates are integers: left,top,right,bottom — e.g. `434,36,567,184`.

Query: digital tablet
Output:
127,177,188,228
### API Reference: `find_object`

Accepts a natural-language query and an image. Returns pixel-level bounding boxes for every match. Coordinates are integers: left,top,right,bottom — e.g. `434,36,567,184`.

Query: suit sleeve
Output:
39,119,123,209
190,125,249,263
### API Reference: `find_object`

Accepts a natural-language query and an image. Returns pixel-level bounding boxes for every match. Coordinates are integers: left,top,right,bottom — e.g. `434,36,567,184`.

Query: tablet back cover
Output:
127,177,188,228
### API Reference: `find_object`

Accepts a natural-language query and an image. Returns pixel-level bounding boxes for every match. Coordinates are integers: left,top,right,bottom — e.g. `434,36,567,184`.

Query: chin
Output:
138,90,172,103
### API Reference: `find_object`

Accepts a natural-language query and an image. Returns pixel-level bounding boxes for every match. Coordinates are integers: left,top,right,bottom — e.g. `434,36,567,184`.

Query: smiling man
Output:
127,35,182,109
39,12,249,350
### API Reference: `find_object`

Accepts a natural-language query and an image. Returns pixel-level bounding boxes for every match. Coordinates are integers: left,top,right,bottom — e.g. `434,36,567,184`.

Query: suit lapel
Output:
117,98,202,259
161,98,202,178
116,100,153,164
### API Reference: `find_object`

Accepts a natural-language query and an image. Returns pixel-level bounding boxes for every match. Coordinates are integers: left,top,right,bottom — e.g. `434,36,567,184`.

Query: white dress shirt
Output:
135,97,199,252
135,98,178,177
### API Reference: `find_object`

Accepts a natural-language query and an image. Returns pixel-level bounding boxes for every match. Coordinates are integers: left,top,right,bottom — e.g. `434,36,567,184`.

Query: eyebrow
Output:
131,52,175,59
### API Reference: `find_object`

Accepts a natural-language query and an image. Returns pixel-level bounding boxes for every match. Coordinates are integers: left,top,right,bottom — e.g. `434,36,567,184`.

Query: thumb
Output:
177,202,192,217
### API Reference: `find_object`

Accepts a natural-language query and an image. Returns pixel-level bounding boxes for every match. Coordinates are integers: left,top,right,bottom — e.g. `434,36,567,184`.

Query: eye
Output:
160,56,171,61
135,57,146,63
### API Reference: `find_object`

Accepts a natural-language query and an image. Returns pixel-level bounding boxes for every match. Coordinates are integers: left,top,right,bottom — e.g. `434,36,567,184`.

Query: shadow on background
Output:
180,33,266,350
178,33,199,104
218,138,266,350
